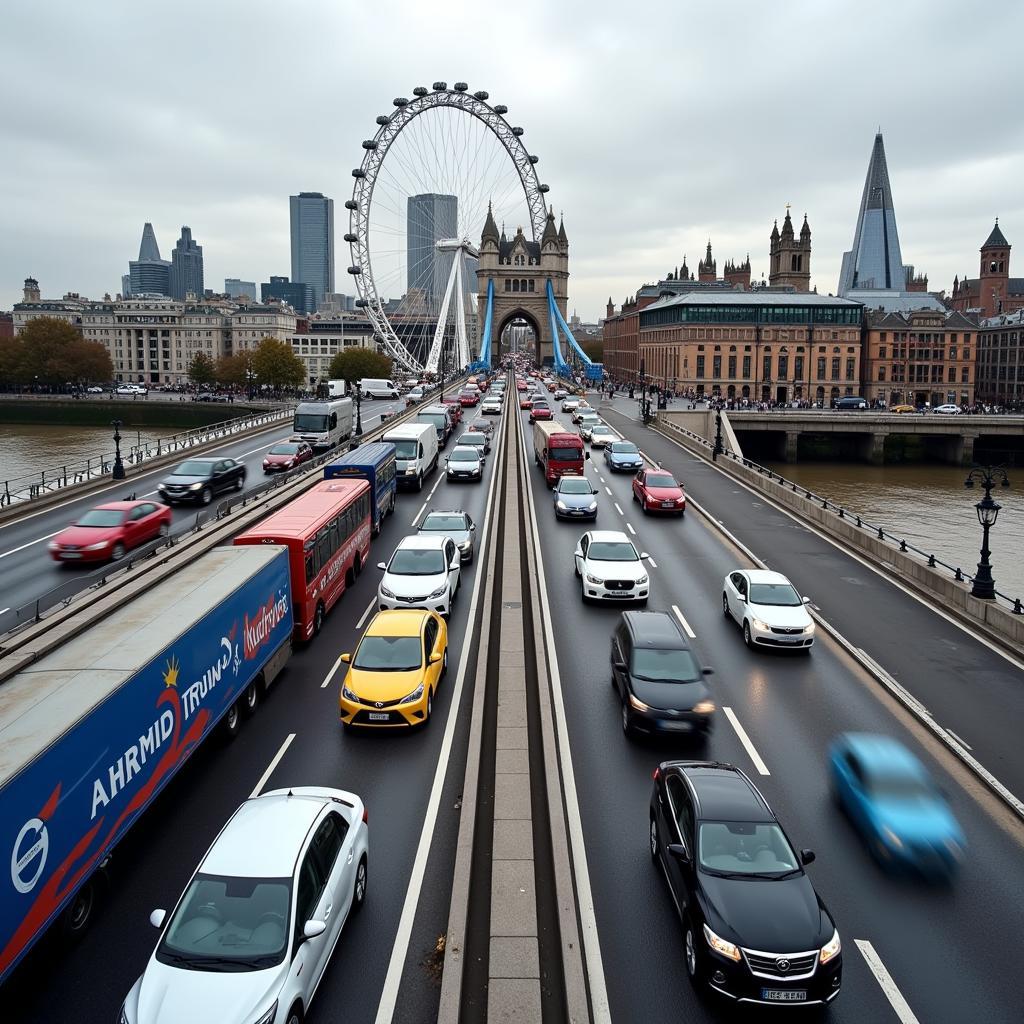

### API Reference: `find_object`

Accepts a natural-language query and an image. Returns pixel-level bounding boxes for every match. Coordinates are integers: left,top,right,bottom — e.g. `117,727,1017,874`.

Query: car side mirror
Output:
574,547,583,558
667,843,689,864
585,451,591,460
340,653,351,664
450,558,460,570
470,523,476,531
800,849,816,866
802,596,811,605
150,908,166,929
303,919,327,941
429,651,443,664
377,562,388,571
640,552,650,560
702,667,714,676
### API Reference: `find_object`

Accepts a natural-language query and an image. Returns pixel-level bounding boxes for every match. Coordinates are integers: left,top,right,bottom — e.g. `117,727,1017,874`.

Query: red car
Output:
49,500,172,563
517,381,528,392
442,397,464,424
529,403,553,422
519,395,534,410
263,440,314,473
460,389,481,407
632,468,686,516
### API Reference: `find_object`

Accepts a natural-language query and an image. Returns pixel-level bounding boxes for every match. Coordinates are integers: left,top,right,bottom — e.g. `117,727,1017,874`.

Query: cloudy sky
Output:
3,0,1023,321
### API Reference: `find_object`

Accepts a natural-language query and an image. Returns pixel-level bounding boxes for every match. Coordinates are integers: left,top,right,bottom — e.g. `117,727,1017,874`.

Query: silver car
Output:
418,509,476,562
554,476,599,520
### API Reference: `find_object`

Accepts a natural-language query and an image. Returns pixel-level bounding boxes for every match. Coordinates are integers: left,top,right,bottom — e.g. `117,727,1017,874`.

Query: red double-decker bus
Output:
234,478,372,641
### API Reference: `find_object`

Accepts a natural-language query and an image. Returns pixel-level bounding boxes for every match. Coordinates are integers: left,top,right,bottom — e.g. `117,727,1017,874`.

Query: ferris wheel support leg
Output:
424,254,461,375
455,255,470,371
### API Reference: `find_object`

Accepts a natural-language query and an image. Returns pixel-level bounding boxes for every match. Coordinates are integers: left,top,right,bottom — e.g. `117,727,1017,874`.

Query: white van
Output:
383,421,438,491
360,378,400,400
292,398,353,450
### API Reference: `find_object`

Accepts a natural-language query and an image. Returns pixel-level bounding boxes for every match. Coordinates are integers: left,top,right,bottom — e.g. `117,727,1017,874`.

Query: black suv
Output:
650,761,842,1008
611,611,715,738
158,457,246,505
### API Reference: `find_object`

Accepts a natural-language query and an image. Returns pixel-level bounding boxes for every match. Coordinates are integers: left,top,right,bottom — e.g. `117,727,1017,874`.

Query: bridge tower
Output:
477,203,569,365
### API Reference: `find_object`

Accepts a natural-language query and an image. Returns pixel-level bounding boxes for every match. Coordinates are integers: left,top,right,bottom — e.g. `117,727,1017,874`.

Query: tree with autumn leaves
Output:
0,317,113,387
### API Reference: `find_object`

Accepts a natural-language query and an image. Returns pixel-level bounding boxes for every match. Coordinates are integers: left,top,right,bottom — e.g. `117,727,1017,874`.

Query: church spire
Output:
481,201,499,246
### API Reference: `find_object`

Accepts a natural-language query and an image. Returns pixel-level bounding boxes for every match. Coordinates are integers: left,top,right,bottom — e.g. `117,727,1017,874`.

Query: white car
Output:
116,384,147,395
588,423,617,448
578,415,602,441
446,445,484,481
554,388,568,400
121,787,368,1024
722,569,815,651
407,388,425,404
561,398,580,413
481,396,502,415
86,385,104,393
933,404,962,415
378,534,461,616
574,530,650,605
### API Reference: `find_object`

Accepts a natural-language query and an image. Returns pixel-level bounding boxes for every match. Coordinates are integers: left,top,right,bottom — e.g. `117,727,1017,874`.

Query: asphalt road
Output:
2,399,506,1024
0,398,410,630
515,396,1024,1024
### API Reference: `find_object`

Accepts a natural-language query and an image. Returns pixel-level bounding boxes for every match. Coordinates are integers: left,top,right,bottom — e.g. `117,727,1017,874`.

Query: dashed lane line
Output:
355,595,377,631
0,531,60,560
671,604,696,638
723,706,770,776
604,486,612,496
614,502,624,515
855,939,921,1024
250,733,296,798
626,523,636,536
321,655,345,689
647,556,658,568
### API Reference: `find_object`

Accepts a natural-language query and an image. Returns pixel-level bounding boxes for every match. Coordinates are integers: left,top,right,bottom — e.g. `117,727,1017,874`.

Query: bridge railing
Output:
654,415,1023,616
0,407,296,511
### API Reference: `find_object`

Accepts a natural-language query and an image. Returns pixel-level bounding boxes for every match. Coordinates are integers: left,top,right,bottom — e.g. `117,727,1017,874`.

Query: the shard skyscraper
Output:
838,133,907,295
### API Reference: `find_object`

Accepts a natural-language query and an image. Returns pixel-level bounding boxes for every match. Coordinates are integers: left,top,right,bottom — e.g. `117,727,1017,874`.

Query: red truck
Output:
533,419,587,486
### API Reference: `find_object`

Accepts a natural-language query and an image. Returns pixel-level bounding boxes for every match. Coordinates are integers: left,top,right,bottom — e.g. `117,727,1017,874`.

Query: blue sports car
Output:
604,440,644,472
828,733,965,877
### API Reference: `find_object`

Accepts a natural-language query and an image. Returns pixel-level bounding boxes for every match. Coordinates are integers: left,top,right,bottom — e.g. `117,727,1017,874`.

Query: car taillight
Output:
652,767,661,781
362,806,369,824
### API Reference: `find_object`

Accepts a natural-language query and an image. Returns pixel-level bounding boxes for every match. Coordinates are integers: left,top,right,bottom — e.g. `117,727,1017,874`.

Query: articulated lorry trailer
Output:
0,545,293,983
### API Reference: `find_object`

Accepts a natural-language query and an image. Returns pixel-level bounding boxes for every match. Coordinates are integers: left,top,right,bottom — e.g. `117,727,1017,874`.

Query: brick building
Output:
976,309,1024,406
861,309,978,408
949,221,1024,317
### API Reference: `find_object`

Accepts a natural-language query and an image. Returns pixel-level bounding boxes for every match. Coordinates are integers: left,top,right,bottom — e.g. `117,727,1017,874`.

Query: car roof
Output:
622,610,688,648
177,456,218,464
364,609,429,636
93,500,150,511
589,530,631,543
673,763,773,822
203,792,328,877
742,569,790,585
396,533,448,550
838,733,926,777
450,445,481,455
422,508,468,521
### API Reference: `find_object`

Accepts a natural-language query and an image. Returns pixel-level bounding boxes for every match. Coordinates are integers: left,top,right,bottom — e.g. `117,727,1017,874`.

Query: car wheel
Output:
242,681,259,717
722,593,730,619
442,648,449,678
632,489,639,503
353,856,368,912
743,621,753,648
158,522,170,539
285,1004,304,1024
425,689,433,724
684,924,704,988
416,472,423,492
235,475,244,492
649,815,660,861
314,602,325,636
110,542,126,561
573,560,581,578
61,876,98,938
200,486,213,505
621,700,634,737
222,699,242,739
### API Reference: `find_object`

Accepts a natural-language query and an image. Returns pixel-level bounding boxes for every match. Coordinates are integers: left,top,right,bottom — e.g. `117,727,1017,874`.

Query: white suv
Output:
377,534,461,616
121,787,369,1024
574,530,650,605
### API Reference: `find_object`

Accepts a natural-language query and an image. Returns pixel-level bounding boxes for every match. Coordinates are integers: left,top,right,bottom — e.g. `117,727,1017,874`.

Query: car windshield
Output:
392,440,419,459
389,548,446,575
461,434,484,445
749,583,802,606
77,509,126,527
588,541,638,561
269,444,300,455
421,514,468,533
558,478,592,494
533,404,549,411
173,461,213,476
353,635,422,671
450,449,478,462
550,446,580,461
647,474,677,488
865,773,937,804
631,647,700,682
158,873,291,970
293,414,329,431
610,442,639,454
580,415,598,424
698,822,800,877
592,424,613,433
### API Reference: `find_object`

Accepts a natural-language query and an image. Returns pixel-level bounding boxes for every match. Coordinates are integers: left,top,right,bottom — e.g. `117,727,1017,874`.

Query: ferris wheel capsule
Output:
454,82,468,92
413,86,428,96
494,104,508,114
376,115,390,125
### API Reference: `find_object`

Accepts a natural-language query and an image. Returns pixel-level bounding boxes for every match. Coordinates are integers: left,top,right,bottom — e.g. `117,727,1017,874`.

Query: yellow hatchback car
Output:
339,609,448,729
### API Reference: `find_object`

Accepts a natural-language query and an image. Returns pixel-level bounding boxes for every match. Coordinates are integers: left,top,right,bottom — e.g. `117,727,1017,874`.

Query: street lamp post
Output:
111,419,126,480
246,369,257,401
964,466,1010,599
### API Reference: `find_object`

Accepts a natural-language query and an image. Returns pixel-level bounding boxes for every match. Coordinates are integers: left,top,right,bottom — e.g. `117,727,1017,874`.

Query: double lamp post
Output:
964,466,1010,600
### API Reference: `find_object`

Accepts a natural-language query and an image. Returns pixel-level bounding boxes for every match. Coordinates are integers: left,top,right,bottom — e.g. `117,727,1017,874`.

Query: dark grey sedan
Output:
157,457,246,505
417,509,476,562
553,475,599,520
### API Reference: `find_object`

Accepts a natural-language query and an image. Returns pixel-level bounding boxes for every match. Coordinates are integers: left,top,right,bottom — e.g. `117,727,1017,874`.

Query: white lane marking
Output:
647,556,658,568
0,607,9,615
0,530,60,560
626,523,636,536
599,475,605,483
604,486,612,496
614,502,624,515
723,706,770,776
671,604,696,638
413,501,427,525
250,733,296,798
518,409,612,1022
355,596,377,631
945,728,972,751
855,939,921,1024
374,398,508,1024
426,473,443,499
237,438,285,459
321,655,345,689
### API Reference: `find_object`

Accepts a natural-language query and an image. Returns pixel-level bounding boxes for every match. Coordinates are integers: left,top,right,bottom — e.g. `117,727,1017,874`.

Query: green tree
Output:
251,336,306,390
188,351,217,386
327,348,394,391
215,352,251,388
581,338,604,363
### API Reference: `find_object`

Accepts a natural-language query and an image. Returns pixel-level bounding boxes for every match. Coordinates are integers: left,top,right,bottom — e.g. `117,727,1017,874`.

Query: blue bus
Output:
324,441,397,536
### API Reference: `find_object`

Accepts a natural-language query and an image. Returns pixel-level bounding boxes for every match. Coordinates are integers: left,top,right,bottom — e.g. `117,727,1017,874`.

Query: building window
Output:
962,366,969,384
948,366,956,383
778,355,788,380
817,356,826,379
505,280,511,291
794,355,804,380
831,357,840,381
728,355,737,378
846,357,855,380
878,366,886,381
879,346,887,359
696,355,705,379
742,355,751,378
763,355,771,381
713,355,722,378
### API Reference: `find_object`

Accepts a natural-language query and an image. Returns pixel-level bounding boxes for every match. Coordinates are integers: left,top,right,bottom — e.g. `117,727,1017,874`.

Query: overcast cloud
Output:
2,0,1023,321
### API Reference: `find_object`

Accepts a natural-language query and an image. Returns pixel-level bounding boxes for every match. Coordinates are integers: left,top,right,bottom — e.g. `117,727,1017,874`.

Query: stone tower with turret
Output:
769,210,812,291
698,241,716,283
979,220,1011,316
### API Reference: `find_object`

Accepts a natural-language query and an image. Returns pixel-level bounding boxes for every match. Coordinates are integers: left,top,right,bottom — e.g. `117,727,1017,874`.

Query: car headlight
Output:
157,482,167,490
588,502,597,511
819,928,841,965
188,482,203,491
882,826,903,849
84,540,111,550
585,573,603,585
48,540,59,550
458,539,471,551
428,585,448,599
252,1002,279,1024
692,700,716,715
751,617,769,631
400,682,425,704
380,584,395,599
405,467,416,475
556,500,567,510
342,682,359,702
803,623,815,634
637,575,649,586
703,923,741,962
628,693,650,712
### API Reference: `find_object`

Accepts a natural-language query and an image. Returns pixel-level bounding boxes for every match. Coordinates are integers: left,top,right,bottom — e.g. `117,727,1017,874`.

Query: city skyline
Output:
1,1,1023,320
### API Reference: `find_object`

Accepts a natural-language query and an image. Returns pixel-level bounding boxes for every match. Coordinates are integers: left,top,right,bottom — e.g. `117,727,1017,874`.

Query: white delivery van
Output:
292,397,353,450
327,379,348,398
360,378,400,400
383,421,438,491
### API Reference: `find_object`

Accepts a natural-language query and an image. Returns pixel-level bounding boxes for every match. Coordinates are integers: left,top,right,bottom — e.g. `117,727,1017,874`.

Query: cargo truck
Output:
0,545,293,983
533,419,587,486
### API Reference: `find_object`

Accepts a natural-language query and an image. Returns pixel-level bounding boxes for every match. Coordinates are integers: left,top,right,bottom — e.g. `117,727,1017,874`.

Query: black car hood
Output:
631,677,709,710
700,871,830,953
162,472,211,485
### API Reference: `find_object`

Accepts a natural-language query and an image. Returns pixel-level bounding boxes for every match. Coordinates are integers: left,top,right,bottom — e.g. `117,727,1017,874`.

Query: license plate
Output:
368,712,390,722
761,989,807,1002
60,552,82,559
662,501,675,508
